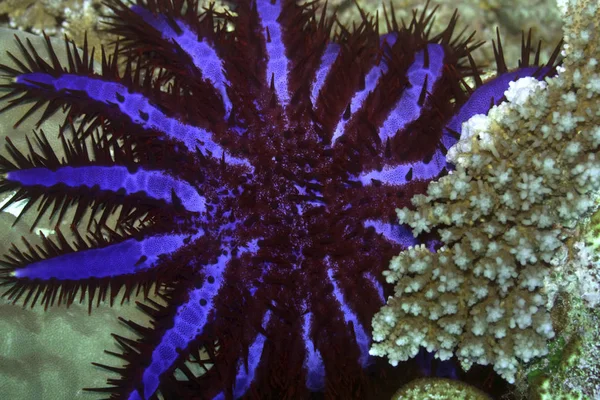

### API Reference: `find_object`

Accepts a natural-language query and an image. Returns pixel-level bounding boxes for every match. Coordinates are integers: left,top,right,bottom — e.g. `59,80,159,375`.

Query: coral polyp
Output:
0,0,559,398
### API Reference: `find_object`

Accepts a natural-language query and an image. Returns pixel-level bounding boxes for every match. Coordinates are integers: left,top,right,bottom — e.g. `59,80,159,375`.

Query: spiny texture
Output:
0,0,561,399
371,0,600,386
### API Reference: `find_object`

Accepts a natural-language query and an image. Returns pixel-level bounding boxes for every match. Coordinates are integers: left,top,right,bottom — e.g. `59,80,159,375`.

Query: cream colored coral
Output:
391,378,491,400
371,0,600,384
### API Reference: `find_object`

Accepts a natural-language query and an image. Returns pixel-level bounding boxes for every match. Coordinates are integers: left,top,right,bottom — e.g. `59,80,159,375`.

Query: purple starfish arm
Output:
11,233,202,281
7,165,206,212
128,241,261,400
14,72,248,167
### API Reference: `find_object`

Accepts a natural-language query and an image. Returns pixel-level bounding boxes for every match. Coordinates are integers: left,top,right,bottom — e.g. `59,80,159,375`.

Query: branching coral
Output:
370,0,600,385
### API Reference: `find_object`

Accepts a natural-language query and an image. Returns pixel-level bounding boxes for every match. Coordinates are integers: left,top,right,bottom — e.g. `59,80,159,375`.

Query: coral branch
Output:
371,0,600,385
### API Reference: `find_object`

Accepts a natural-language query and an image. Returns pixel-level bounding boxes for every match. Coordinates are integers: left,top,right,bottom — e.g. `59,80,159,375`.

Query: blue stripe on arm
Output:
6,165,206,213
15,72,250,168
12,233,200,281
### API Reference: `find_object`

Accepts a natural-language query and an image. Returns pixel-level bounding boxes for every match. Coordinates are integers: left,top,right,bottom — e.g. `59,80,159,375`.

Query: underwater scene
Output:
0,0,598,399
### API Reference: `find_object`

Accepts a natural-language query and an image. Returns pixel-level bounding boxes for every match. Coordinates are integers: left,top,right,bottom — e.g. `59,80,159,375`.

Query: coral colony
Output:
0,0,563,399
